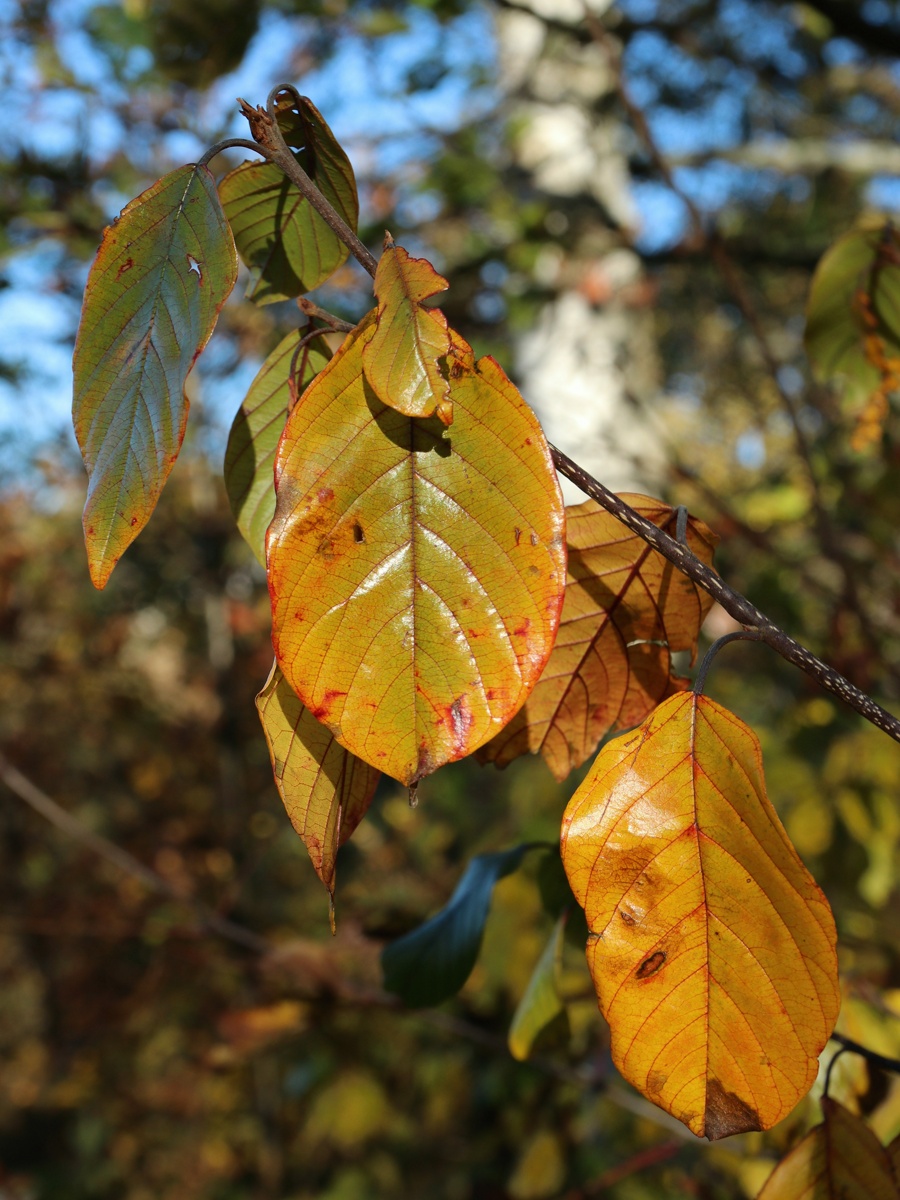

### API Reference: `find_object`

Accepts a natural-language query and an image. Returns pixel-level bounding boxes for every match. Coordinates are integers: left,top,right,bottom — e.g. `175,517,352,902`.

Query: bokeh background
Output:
1,0,900,1196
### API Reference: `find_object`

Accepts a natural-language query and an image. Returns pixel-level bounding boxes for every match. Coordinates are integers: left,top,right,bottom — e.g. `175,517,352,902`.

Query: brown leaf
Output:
480,494,717,781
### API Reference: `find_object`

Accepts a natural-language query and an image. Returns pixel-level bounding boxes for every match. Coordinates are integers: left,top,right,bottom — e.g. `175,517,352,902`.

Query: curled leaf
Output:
382,846,531,1007
480,495,717,781
224,330,331,564
73,164,238,588
256,662,380,899
267,318,566,786
561,691,840,1139
757,1098,899,1199
362,240,453,424
219,97,358,303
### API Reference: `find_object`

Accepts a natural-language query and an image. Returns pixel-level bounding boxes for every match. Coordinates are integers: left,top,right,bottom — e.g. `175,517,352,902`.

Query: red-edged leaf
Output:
72,164,237,589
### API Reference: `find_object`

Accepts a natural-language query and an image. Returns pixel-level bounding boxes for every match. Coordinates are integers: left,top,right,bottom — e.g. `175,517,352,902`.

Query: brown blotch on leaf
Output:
635,950,666,979
116,257,134,281
704,1079,761,1140
619,908,637,926
352,522,365,543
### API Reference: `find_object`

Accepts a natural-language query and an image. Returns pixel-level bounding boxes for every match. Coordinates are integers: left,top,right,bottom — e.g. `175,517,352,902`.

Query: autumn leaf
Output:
382,845,532,1007
757,1098,899,1199
266,317,566,786
224,330,331,564
256,663,380,899
362,239,453,425
219,96,358,303
805,219,900,450
72,164,238,589
561,691,840,1139
480,495,717,781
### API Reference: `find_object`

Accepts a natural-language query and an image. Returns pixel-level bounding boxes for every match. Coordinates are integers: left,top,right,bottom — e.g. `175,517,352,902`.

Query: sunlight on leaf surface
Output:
363,240,453,425
225,330,331,564
757,1098,899,1199
219,97,358,304
561,691,840,1139
508,912,566,1061
267,317,567,785
256,662,380,899
73,164,237,589
382,845,531,1007
480,495,717,780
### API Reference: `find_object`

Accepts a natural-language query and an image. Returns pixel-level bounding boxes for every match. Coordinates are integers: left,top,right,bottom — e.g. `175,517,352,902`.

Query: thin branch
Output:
0,755,267,953
829,1033,900,1078
197,137,276,169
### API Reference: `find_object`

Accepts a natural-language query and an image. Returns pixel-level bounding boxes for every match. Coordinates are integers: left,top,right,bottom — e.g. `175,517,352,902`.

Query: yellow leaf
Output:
480,495,717,780
256,662,380,897
757,1098,900,1199
362,240,453,425
267,317,566,786
561,692,840,1139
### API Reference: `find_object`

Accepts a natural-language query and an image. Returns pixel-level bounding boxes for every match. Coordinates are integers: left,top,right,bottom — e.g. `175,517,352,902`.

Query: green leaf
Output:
382,845,533,1007
224,329,331,564
806,220,900,383
72,163,238,589
219,97,359,304
508,914,566,1062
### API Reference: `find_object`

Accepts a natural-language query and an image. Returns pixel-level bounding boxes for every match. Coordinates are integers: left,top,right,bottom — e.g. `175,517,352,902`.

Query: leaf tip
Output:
704,1079,762,1141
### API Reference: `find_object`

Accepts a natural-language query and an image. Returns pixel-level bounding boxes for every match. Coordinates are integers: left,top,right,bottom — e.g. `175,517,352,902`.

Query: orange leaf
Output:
256,663,380,898
362,240,453,425
480,495,717,780
757,1098,899,1198
266,318,566,786
561,691,840,1139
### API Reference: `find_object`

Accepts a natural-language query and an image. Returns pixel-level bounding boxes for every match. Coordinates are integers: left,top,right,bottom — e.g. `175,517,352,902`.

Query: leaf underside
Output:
508,913,566,1062
561,691,840,1140
219,97,358,304
266,316,567,786
757,1098,900,1199
224,329,331,564
479,495,718,781
256,663,380,898
72,163,238,588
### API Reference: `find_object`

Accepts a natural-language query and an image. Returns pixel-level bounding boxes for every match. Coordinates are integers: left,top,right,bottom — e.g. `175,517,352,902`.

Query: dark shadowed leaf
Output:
382,845,532,1007
219,97,358,304
225,330,331,564
73,163,238,589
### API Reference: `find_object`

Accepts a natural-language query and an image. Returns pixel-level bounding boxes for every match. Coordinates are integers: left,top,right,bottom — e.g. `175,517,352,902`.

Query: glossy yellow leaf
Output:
480,495,717,780
256,663,380,897
561,691,840,1139
362,240,453,425
757,1098,899,1199
267,317,566,786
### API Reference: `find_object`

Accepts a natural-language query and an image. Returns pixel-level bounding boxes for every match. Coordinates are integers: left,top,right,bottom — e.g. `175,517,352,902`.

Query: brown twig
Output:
0,754,267,953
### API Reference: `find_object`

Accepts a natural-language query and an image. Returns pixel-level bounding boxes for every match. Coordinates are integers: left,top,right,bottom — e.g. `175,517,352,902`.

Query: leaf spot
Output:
186,253,202,280
514,526,522,546
635,950,666,979
352,522,365,543
116,257,134,281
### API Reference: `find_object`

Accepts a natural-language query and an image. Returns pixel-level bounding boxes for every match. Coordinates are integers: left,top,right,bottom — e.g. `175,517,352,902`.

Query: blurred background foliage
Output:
1,0,900,1196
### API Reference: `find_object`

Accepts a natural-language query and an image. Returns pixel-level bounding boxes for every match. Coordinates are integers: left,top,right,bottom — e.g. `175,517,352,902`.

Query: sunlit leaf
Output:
480,495,717,781
72,164,238,589
757,1098,899,1199
805,219,900,450
224,329,331,564
256,663,380,899
362,240,453,425
508,913,566,1062
267,317,567,786
219,97,358,304
561,691,840,1139
382,845,531,1007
